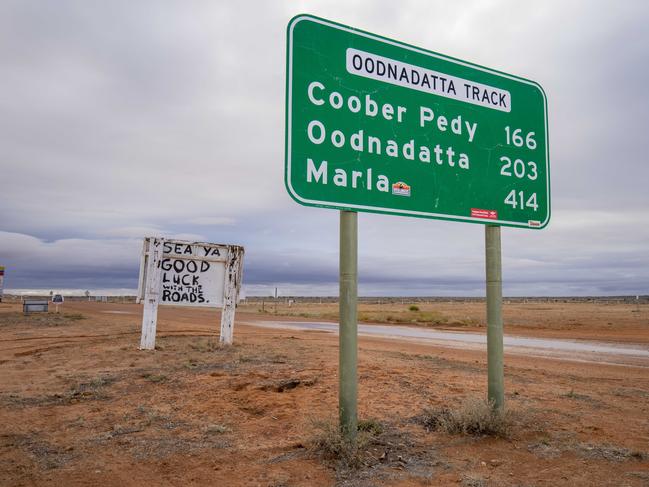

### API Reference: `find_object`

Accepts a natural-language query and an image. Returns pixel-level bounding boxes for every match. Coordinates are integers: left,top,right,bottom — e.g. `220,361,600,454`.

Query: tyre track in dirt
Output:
0,330,221,356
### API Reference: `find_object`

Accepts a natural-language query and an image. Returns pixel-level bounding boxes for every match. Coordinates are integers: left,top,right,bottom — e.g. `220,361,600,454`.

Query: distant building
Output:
0,266,5,302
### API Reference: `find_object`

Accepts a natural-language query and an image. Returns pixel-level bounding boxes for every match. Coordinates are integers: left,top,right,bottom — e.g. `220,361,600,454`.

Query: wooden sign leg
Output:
140,237,164,350
219,247,244,345
136,238,147,304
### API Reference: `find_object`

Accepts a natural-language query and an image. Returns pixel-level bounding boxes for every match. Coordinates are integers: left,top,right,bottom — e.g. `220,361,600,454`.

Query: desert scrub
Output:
63,313,86,320
357,418,383,435
308,418,383,469
421,397,517,438
141,373,168,383
204,424,229,435
408,305,420,312
189,338,219,352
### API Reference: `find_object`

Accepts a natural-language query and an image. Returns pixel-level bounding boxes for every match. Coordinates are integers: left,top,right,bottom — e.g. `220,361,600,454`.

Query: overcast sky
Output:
1,0,648,296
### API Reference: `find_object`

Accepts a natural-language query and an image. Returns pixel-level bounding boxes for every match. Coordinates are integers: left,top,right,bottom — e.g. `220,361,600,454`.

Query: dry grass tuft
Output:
142,373,168,383
421,397,518,438
357,418,383,435
204,424,229,435
460,474,487,487
308,418,383,469
577,443,646,462
189,338,220,352
63,313,86,320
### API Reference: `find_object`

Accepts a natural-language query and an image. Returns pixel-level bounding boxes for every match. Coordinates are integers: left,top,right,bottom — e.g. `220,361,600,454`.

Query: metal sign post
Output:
339,210,358,440
485,225,504,410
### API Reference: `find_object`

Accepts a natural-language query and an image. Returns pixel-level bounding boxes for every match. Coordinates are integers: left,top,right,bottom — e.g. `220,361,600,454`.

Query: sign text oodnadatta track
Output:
285,15,550,229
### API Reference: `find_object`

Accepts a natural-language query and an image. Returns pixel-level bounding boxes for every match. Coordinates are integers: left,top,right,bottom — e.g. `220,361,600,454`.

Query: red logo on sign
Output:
471,208,498,220
391,181,411,197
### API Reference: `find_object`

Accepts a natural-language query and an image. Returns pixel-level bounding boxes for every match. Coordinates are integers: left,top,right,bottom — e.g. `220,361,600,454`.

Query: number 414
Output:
505,190,538,211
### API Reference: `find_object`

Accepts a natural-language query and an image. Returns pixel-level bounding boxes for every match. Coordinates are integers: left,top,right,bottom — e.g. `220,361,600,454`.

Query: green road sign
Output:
285,15,550,229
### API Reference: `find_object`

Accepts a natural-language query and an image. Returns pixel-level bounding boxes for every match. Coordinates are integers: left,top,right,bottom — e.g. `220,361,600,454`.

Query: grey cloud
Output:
1,1,648,296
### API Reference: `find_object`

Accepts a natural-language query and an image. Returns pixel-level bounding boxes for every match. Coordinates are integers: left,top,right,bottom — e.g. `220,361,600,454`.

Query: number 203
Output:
500,156,538,180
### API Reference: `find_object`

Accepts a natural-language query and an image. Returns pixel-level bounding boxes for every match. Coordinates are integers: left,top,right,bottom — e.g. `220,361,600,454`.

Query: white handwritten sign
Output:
157,241,228,308
137,237,244,348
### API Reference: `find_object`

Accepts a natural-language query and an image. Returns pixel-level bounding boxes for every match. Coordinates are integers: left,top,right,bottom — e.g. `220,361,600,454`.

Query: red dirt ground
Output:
1,300,648,486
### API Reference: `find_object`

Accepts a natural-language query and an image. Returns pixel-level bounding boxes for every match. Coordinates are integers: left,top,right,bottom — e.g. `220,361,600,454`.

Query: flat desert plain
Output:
1,300,648,486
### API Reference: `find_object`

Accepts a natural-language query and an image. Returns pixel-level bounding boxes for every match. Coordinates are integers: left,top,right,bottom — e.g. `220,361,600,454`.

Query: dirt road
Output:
248,320,649,367
1,301,648,486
